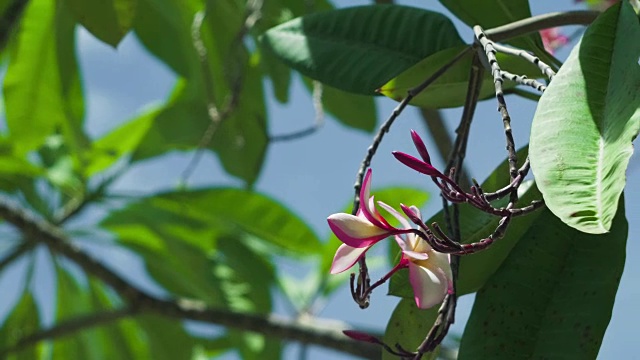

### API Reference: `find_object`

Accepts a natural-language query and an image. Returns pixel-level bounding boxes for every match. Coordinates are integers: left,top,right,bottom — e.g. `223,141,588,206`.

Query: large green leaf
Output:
383,299,439,360
458,197,627,359
438,0,557,68
0,291,42,360
529,2,640,234
379,46,542,109
102,188,322,256
133,0,268,185
3,0,88,154
260,5,464,95
65,0,137,47
388,148,542,297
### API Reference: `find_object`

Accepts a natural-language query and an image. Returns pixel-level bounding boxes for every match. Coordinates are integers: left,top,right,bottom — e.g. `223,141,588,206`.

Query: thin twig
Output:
492,43,556,80
412,55,484,360
270,81,325,142
0,197,379,359
349,46,473,309
180,1,263,183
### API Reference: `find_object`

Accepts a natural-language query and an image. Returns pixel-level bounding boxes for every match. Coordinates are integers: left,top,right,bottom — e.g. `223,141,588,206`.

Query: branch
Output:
485,10,600,42
0,197,379,359
0,307,137,357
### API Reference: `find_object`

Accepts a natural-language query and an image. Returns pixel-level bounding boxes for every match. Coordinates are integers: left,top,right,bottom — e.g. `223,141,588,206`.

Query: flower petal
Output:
378,201,411,229
392,151,443,177
327,213,389,248
408,260,449,309
403,250,429,260
410,129,431,164
330,244,369,274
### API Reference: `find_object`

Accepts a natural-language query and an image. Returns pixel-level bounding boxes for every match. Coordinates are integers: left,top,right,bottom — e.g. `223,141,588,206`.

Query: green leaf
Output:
303,78,377,132
137,315,204,360
383,298,439,360
0,291,41,360
388,148,542,297
64,0,137,47
438,0,557,68
4,0,88,154
529,2,640,234
85,106,156,176
458,197,627,359
379,46,542,109
260,5,464,95
133,0,268,185
321,186,429,296
102,188,322,256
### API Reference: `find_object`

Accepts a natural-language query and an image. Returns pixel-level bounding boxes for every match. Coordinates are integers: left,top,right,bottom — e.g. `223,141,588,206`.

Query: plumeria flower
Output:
328,169,413,274
540,28,569,54
385,205,454,309
328,168,453,309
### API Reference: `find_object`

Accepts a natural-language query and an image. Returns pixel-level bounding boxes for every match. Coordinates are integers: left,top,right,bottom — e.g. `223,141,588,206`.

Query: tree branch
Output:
0,197,379,359
0,307,137,357
485,10,600,42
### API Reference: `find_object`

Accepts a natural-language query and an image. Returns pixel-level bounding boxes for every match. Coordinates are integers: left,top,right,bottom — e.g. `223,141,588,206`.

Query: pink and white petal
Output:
427,251,453,287
330,244,370,274
408,260,448,309
361,169,373,203
327,214,390,248
368,196,392,228
403,250,430,261
394,235,410,251
378,201,411,229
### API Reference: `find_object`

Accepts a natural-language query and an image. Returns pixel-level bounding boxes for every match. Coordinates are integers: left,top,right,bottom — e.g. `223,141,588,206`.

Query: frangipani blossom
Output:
328,169,453,309
540,28,569,54
328,169,413,274
384,204,453,309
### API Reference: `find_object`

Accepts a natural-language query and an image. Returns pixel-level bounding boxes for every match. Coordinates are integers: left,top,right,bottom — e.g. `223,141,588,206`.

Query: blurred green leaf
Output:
138,315,206,360
383,298,439,360
65,0,137,47
0,291,42,360
438,0,558,68
102,188,322,256
52,265,92,359
260,5,464,95
3,0,88,154
529,2,640,234
458,197,627,359
133,0,268,185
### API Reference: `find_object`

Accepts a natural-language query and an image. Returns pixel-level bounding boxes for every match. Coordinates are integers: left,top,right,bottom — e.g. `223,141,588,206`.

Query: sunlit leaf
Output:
261,5,464,95
530,3,640,234
102,188,322,256
379,46,541,109
4,0,88,154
